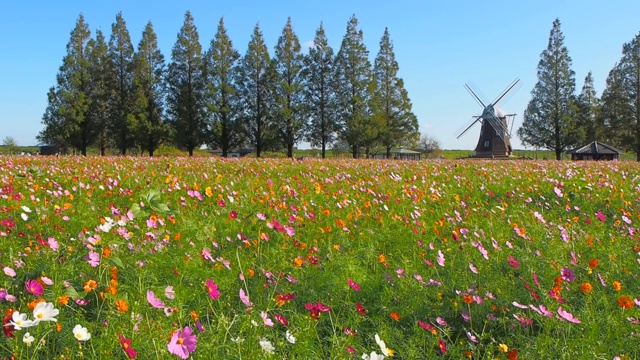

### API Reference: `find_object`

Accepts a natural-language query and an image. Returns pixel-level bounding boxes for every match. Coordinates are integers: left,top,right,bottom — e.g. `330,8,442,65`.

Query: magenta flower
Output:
167,326,197,359
205,279,220,300
274,313,288,326
347,279,361,291
508,256,520,270
596,210,606,222
25,279,44,296
560,267,575,282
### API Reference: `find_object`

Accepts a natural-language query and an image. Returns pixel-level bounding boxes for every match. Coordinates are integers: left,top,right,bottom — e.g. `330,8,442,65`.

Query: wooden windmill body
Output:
458,79,519,158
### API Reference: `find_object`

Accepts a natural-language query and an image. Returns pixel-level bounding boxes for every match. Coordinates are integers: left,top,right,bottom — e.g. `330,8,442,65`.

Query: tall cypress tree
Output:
334,15,374,158
575,72,601,143
166,11,207,156
599,64,633,149
302,22,337,158
273,17,305,158
108,12,136,155
373,27,419,158
44,14,94,155
236,23,275,158
132,21,168,157
88,29,113,156
204,18,242,157
617,33,640,160
517,19,579,160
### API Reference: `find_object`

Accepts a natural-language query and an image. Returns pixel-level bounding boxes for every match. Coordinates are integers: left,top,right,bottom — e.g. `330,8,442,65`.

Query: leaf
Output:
110,257,124,269
64,286,81,300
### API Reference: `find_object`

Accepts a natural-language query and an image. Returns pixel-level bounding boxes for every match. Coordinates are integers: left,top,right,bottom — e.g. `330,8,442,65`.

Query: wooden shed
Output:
566,141,622,160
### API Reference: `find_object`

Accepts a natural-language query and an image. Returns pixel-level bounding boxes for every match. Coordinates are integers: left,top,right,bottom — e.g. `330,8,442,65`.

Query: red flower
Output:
437,338,447,354
2,309,15,338
118,334,137,359
356,302,367,315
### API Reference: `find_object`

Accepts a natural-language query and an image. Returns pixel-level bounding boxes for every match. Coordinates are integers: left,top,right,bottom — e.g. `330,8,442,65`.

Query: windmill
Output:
458,79,520,158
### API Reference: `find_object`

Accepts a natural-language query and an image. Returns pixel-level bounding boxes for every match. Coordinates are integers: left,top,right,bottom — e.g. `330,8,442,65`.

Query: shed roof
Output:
566,141,623,155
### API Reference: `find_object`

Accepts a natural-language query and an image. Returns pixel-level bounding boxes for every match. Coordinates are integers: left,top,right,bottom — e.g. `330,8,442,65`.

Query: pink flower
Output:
239,289,253,307
347,279,361,291
557,307,580,324
596,210,606,222
205,279,220,300
167,326,197,359
260,311,274,327
146,290,165,309
25,279,43,296
437,250,445,267
85,251,100,267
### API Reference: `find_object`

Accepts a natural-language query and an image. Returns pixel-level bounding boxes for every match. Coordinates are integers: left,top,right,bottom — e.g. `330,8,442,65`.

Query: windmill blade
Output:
456,117,482,139
464,84,486,108
492,78,520,106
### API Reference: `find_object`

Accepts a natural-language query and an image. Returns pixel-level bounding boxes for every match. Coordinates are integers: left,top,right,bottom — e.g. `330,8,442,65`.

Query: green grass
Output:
0,156,639,359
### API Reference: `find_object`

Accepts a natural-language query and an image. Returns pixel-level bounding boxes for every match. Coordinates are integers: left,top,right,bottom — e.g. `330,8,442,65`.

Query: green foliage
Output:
204,18,243,157
236,23,277,157
166,11,208,156
334,15,374,158
302,23,337,159
108,12,137,155
518,19,580,160
373,28,419,158
614,32,640,160
273,17,305,158
132,21,169,157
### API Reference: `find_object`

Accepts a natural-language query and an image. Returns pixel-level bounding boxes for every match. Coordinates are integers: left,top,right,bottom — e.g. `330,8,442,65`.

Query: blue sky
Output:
1,0,639,150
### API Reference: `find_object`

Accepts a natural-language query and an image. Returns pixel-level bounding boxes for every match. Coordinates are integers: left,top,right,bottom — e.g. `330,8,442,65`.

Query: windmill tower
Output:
458,79,519,158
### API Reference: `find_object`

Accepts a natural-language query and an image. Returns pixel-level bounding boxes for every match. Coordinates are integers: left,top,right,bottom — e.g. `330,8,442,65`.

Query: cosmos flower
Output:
25,279,44,297
205,279,220,300
73,324,91,341
31,302,59,325
167,326,197,359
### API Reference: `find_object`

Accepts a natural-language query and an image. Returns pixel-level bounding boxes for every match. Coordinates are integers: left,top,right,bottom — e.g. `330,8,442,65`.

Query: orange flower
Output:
115,299,129,313
58,295,70,306
247,268,255,277
390,312,400,321
378,254,386,263
463,350,473,358
588,258,599,268
102,246,111,258
56,322,62,332
27,298,45,310
507,349,519,360
190,311,199,321
335,219,345,228
580,282,593,294
84,279,98,293
293,257,304,267
613,281,623,291
617,295,634,309
463,294,474,304
174,233,181,241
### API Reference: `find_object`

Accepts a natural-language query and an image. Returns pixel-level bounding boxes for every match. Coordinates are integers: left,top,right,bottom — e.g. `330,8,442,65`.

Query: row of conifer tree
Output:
39,11,419,158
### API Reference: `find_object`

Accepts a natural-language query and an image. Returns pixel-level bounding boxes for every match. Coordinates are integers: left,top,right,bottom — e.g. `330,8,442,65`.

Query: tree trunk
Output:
287,143,293,158
555,148,562,160
188,147,194,156
386,147,392,159
352,145,358,159
321,142,326,159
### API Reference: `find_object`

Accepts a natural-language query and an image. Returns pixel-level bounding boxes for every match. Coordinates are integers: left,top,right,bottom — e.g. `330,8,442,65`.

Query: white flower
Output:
20,213,28,221
375,334,391,356
10,312,33,330
23,332,35,345
362,351,385,360
32,302,59,324
285,330,296,344
258,338,275,354
72,324,91,341
21,206,31,213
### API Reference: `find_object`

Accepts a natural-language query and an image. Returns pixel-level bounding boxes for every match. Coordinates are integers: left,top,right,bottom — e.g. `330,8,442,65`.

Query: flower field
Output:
0,156,639,359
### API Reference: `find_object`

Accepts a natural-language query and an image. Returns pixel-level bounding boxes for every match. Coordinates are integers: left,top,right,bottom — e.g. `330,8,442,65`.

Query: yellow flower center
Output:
177,337,184,345
37,313,43,319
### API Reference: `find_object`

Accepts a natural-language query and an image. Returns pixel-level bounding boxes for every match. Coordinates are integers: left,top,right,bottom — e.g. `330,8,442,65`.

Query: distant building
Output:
209,148,255,158
565,141,622,160
372,148,422,160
